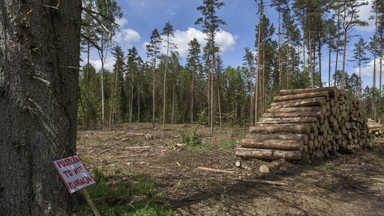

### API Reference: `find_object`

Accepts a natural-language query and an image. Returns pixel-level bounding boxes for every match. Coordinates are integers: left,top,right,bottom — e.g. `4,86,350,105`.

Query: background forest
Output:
78,0,384,130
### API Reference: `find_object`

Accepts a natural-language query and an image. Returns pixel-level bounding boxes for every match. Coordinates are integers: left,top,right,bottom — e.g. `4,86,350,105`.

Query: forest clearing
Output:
74,123,384,215
2,0,384,215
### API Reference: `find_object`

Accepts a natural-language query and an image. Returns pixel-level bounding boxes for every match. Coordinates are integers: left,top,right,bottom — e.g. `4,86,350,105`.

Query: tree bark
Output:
273,91,329,102
240,139,304,151
0,1,82,215
279,87,338,97
270,97,326,109
236,148,301,160
255,0,263,125
245,133,309,144
250,124,313,134
152,60,156,128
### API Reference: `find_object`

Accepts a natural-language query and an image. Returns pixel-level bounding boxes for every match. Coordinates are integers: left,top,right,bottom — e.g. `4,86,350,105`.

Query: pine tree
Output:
186,38,202,124
254,0,264,125
81,0,99,129
92,0,122,128
243,48,255,124
109,46,125,128
161,21,176,126
281,4,301,89
195,0,226,133
339,0,368,89
271,0,288,89
146,28,161,128
127,47,141,123
353,37,369,97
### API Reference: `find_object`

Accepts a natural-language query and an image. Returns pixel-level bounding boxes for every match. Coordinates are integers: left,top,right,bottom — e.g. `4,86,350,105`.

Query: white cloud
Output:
89,56,115,72
115,17,128,28
216,30,237,52
356,0,375,32
353,57,381,78
154,27,237,58
114,28,141,44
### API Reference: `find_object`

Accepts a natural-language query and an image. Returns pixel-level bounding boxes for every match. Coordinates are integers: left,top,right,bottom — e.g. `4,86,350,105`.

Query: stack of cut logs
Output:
367,118,383,137
236,87,372,161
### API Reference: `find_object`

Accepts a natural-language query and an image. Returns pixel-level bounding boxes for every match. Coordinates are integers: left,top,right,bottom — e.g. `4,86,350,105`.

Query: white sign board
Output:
52,155,95,193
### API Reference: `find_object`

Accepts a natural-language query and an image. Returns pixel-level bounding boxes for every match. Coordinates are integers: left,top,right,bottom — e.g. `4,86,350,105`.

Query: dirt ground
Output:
77,123,384,216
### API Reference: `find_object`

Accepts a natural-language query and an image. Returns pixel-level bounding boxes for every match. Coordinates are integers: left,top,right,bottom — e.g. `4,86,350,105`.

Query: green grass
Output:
366,145,384,164
72,168,172,216
218,139,236,150
320,162,337,171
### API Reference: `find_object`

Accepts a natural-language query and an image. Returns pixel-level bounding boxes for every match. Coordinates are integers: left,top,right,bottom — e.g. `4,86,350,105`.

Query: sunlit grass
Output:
72,168,172,216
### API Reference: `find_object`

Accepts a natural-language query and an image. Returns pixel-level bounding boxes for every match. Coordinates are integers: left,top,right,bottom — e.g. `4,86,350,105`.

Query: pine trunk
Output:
342,28,347,89
152,60,156,128
255,0,263,125
86,43,91,129
0,1,81,215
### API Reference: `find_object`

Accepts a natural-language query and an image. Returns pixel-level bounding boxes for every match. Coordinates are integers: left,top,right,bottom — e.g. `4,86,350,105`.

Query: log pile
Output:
236,87,372,161
367,118,383,137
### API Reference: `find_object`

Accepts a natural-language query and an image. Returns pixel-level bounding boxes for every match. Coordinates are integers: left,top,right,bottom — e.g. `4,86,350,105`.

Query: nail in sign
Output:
52,155,95,193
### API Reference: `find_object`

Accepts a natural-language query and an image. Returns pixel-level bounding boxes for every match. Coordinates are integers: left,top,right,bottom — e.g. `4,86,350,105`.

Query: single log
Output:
235,148,302,160
259,117,318,124
240,139,304,151
279,87,338,97
259,159,286,173
244,133,309,144
262,111,324,119
250,123,313,134
197,167,235,174
273,91,329,102
270,97,326,109
267,106,326,113
234,160,252,170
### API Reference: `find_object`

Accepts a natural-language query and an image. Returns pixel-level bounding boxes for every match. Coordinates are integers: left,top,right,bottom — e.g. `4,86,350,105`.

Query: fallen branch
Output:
197,167,235,174
239,179,288,187
124,146,150,150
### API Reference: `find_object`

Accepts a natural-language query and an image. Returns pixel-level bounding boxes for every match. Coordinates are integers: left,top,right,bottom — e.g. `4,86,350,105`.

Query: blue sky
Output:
87,0,379,88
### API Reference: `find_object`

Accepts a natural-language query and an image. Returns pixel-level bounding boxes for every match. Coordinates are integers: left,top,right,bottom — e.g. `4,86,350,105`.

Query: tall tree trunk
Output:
217,65,222,127
152,60,156,128
359,58,362,98
172,84,175,124
328,46,331,87
129,74,133,123
334,7,341,86
278,10,282,89
207,62,211,127
309,32,314,88
0,1,81,215
101,32,105,129
249,75,253,125
303,40,306,71
137,88,141,122
255,0,263,125
262,43,266,113
318,32,322,87
218,89,222,126
373,33,377,120
287,46,290,89
86,43,90,129
210,41,215,133
163,51,168,127
342,28,347,89
190,71,194,124
379,30,382,121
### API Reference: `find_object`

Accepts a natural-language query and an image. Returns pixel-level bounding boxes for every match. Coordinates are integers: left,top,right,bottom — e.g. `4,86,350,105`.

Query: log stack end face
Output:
236,87,373,161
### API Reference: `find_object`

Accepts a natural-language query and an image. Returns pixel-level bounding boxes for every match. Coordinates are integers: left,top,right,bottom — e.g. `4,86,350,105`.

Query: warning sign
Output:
52,155,95,193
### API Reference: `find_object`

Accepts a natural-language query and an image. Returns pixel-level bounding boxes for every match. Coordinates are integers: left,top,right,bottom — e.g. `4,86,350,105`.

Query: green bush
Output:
179,130,202,147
